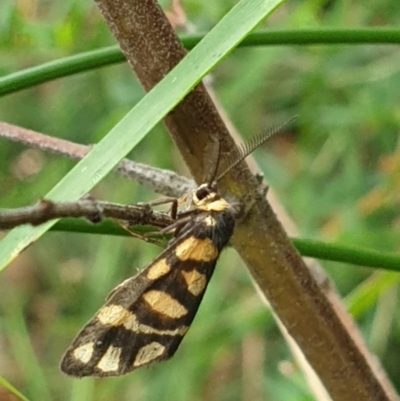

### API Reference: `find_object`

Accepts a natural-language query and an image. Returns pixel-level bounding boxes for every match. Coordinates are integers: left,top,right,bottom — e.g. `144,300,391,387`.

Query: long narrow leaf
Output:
0,376,31,401
1,29,399,96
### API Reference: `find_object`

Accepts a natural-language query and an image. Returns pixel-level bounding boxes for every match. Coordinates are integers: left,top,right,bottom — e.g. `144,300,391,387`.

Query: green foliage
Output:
0,0,400,400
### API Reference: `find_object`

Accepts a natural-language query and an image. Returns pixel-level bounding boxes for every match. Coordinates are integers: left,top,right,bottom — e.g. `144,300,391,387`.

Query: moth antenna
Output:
216,116,298,182
204,135,222,187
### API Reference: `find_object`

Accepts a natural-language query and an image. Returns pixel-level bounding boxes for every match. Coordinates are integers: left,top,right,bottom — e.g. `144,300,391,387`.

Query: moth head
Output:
192,183,230,212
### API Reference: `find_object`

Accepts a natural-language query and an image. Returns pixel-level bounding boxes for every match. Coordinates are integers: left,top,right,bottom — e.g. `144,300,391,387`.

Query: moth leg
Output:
138,197,178,220
117,221,166,247
142,215,192,241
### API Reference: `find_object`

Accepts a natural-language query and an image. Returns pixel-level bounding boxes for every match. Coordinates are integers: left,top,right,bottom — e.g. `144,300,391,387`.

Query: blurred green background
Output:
1,0,400,400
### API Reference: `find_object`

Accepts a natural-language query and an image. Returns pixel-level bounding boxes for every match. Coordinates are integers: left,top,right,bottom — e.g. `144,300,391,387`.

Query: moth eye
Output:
196,187,210,201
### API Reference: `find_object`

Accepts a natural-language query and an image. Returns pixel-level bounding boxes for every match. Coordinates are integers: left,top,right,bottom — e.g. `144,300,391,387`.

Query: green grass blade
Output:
0,0,285,271
1,29,399,96
345,271,400,318
293,238,400,272
0,46,124,97
69,379,95,401
0,376,31,401
3,301,52,401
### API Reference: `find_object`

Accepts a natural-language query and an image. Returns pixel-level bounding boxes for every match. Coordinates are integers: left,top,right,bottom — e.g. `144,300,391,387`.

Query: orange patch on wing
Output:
97,346,121,372
133,342,165,367
97,304,133,327
181,270,207,296
73,342,95,363
147,258,171,280
143,290,188,319
175,237,218,262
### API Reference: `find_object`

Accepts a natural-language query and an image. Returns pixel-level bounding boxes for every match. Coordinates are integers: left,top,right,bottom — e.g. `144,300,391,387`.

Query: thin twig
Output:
0,198,173,230
0,121,193,198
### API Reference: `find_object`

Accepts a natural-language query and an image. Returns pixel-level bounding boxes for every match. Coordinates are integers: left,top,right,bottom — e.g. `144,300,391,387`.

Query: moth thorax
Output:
193,183,230,212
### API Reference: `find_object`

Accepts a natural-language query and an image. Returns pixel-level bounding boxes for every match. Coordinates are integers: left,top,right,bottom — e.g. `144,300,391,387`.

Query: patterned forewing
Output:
61,211,234,377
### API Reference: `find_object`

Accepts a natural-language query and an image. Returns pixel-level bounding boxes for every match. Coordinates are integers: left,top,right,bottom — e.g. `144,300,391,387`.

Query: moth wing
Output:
61,229,220,377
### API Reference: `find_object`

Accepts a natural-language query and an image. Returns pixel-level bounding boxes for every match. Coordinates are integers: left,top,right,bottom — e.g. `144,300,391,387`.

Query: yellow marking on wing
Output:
143,290,188,319
129,319,188,336
97,305,188,335
181,270,207,296
203,215,216,226
147,258,171,280
97,346,121,372
175,237,218,262
97,304,132,327
196,197,230,212
73,342,94,364
133,342,165,367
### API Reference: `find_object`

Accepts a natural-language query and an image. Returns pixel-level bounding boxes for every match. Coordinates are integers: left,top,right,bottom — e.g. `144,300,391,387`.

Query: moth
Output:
61,120,294,377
